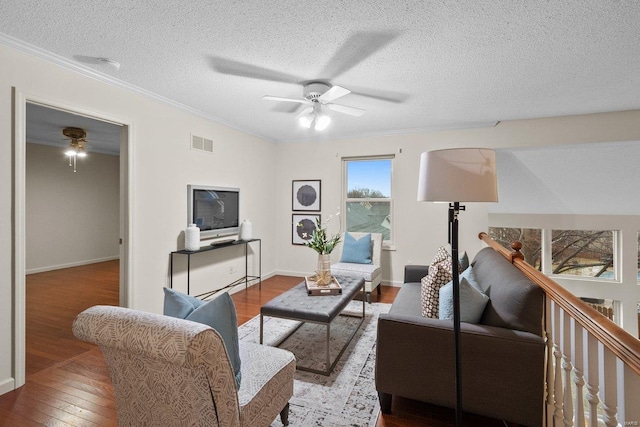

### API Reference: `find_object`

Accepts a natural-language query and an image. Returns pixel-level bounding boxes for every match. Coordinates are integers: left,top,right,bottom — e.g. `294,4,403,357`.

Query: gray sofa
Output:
375,246,545,427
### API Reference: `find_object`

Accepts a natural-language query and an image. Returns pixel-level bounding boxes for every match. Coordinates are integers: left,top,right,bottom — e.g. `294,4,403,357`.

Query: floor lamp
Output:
417,148,498,426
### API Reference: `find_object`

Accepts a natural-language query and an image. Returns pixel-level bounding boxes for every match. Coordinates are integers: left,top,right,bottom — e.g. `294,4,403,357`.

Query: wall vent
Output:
191,134,213,153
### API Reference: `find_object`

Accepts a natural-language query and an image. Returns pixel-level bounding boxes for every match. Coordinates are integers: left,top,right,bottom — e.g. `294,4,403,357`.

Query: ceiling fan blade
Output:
295,107,313,119
262,95,309,104
209,55,303,83
326,103,366,117
319,85,351,103
319,31,399,79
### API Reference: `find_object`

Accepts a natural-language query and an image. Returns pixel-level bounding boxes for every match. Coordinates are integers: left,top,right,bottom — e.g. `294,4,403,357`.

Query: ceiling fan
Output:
62,127,88,172
262,82,365,130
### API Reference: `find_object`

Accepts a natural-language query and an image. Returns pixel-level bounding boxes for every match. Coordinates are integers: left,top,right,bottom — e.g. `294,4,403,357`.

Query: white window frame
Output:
342,155,394,248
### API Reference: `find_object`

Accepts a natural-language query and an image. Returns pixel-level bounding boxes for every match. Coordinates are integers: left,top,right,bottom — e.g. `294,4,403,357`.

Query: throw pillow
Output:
163,288,242,389
459,251,470,272
431,246,450,265
438,276,490,324
339,232,372,264
460,265,482,292
420,257,453,318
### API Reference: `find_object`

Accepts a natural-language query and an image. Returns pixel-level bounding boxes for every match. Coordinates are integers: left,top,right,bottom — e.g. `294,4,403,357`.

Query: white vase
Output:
240,219,253,240
185,224,201,251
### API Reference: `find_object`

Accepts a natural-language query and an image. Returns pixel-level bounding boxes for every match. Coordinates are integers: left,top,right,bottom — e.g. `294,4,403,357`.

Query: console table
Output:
170,238,261,299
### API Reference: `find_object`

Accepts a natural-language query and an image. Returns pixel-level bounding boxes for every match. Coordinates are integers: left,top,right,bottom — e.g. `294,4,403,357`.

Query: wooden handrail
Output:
479,232,640,376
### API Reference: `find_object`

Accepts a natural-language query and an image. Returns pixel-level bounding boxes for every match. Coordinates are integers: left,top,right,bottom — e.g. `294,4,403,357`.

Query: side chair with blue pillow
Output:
330,232,383,303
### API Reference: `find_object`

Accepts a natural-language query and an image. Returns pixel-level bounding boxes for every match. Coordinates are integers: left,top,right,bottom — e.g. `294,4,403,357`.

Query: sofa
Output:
375,246,545,427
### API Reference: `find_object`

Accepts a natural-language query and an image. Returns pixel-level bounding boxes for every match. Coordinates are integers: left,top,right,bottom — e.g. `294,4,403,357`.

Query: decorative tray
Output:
304,275,342,296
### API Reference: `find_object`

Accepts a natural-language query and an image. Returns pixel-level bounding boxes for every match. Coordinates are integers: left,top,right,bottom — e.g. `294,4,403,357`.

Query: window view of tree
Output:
488,227,542,269
344,158,392,241
551,230,614,278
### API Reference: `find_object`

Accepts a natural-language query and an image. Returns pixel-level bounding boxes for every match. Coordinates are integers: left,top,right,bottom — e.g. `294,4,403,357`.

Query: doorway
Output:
13,91,131,388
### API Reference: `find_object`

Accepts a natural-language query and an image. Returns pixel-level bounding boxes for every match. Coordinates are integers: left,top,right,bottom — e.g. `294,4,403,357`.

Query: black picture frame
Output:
292,180,321,211
292,214,320,245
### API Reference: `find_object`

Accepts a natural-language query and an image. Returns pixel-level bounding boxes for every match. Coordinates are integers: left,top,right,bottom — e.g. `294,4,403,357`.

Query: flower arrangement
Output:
299,213,341,254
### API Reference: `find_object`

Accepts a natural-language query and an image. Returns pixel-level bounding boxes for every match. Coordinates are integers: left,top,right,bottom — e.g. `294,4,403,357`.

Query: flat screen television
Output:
187,185,240,239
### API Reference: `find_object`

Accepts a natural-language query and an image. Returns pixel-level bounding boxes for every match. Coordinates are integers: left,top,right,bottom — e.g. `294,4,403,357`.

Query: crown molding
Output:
0,32,273,143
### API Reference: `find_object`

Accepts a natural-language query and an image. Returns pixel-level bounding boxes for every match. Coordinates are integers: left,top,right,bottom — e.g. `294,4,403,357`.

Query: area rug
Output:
237,301,391,427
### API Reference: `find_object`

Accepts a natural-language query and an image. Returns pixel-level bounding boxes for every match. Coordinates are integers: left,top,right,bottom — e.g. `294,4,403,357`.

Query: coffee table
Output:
260,276,365,375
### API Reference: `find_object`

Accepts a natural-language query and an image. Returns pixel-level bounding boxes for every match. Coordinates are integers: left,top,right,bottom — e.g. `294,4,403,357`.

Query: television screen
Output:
188,185,239,237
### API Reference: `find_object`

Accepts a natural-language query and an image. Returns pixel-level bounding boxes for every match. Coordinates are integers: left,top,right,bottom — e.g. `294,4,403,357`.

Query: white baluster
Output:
583,330,600,427
553,303,565,425
570,318,585,427
561,310,574,427
598,343,619,427
617,358,640,425
545,297,555,427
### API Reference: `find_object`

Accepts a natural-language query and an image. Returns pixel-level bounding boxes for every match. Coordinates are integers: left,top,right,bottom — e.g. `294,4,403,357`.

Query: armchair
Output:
73,305,295,427
330,232,383,303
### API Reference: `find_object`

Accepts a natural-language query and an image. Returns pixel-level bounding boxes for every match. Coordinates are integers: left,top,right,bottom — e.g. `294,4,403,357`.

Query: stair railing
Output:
479,232,640,427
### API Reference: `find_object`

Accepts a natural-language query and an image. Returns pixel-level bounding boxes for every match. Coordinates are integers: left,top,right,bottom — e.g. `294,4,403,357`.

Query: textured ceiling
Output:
2,0,640,143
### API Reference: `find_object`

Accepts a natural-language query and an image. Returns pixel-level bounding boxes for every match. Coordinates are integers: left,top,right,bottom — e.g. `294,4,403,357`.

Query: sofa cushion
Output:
471,247,544,336
164,288,242,388
420,258,452,318
339,232,372,264
331,262,380,282
438,276,490,323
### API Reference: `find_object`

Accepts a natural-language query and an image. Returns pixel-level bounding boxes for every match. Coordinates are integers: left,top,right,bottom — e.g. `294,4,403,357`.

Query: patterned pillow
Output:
431,246,450,265
421,257,453,318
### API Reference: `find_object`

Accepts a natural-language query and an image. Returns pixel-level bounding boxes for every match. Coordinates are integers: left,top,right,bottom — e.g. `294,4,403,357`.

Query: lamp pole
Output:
449,202,464,427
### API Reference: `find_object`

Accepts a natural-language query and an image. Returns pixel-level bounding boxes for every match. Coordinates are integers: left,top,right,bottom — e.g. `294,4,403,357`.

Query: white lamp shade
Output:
417,148,498,202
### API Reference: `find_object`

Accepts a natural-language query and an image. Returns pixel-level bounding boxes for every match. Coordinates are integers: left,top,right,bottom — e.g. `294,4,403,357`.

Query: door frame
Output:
13,88,133,388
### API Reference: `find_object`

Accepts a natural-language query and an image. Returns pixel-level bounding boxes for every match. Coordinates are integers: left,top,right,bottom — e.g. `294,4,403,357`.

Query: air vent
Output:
191,134,213,153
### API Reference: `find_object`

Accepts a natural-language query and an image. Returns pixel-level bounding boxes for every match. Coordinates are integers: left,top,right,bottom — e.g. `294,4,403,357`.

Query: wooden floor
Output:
0,262,509,426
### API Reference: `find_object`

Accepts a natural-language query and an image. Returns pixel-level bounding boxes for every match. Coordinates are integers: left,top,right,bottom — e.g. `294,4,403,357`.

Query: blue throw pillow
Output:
460,266,482,292
163,288,242,389
339,233,372,264
438,276,490,324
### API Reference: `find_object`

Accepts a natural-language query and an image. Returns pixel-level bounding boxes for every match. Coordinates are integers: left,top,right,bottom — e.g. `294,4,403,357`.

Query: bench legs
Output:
280,402,290,426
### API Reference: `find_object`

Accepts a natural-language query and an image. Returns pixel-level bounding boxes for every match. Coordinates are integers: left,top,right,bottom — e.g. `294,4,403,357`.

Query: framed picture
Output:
292,180,321,211
292,214,320,245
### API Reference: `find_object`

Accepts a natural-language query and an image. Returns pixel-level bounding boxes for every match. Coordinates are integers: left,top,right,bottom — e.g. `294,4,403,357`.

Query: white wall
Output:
0,44,277,394
274,111,640,286
26,143,120,273
493,140,640,215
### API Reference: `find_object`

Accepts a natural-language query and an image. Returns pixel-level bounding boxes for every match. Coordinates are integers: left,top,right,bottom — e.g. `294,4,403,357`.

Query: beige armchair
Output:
330,232,383,303
73,305,295,427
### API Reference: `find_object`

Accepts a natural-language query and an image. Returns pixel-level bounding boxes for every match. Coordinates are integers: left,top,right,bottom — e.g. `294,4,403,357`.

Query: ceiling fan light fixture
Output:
298,114,313,129
314,114,331,131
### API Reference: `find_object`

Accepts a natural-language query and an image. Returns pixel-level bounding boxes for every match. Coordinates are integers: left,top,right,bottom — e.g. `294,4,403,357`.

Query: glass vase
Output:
316,253,332,286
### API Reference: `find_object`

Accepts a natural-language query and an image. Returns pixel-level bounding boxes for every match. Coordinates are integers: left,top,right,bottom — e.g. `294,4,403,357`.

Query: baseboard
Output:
26,256,119,275
0,377,15,396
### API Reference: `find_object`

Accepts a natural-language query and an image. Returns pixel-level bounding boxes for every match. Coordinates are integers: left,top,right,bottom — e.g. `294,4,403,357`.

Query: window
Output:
551,229,615,278
488,227,542,270
637,233,640,282
343,157,393,242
